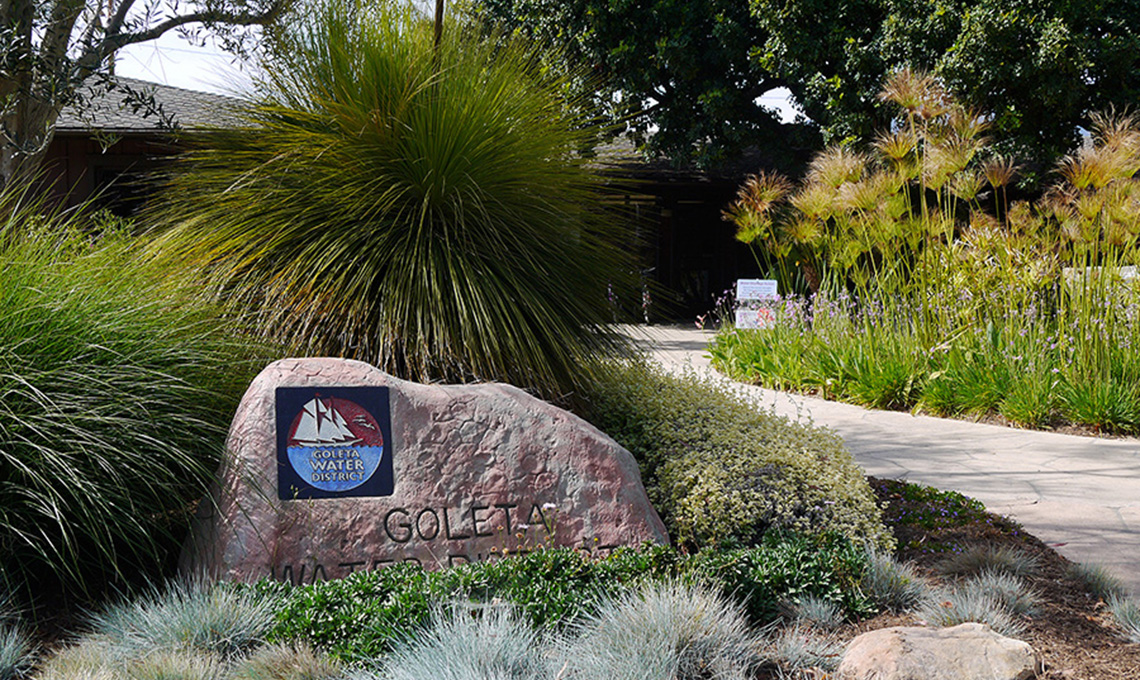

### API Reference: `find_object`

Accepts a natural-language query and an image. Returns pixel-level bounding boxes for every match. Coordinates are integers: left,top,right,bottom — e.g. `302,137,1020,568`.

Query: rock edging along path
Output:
623,324,1140,596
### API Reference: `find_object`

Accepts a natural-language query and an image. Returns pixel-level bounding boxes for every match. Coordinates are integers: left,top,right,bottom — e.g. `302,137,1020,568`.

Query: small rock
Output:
181,358,669,583
837,623,1043,680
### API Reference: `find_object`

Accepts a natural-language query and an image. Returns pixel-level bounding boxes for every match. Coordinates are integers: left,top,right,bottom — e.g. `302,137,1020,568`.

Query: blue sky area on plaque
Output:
116,32,800,124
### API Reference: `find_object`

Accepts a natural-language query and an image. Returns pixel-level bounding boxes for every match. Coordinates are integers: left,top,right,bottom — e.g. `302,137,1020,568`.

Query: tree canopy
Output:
477,0,818,170
0,0,284,184
758,0,1140,176
481,0,1140,175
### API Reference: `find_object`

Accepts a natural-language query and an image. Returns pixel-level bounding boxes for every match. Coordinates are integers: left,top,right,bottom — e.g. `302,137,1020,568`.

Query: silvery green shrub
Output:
582,360,893,551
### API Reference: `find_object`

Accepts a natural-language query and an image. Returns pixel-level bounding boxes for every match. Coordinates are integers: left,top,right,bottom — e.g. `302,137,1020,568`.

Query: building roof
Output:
55,76,243,133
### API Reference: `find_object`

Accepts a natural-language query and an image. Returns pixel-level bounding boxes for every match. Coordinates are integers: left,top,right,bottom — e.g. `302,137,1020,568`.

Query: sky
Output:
115,33,255,96
115,33,801,123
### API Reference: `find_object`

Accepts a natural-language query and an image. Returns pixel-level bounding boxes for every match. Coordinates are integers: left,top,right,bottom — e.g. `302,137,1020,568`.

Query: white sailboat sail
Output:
291,397,362,446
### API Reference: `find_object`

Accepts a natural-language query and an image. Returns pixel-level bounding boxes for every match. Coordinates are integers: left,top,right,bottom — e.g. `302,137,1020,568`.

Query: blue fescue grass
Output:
85,580,276,660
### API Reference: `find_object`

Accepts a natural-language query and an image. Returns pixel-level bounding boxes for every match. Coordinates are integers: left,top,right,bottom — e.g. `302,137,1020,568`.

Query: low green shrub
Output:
0,195,269,596
580,360,893,552
690,533,873,624
253,539,870,661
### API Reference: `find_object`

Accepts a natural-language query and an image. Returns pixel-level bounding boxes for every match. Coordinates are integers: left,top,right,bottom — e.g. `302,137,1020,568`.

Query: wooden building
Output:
39,77,239,215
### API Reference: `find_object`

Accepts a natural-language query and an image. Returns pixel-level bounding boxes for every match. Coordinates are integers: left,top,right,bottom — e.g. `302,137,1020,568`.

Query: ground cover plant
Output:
712,68,1140,434
0,193,269,600
579,360,893,552
249,534,872,663
3,480,1138,679
144,0,636,398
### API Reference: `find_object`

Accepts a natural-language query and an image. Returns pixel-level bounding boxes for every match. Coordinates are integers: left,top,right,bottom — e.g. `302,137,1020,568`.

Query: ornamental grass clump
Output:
860,551,930,613
230,643,344,680
1067,562,1128,601
371,605,551,680
85,580,276,660
714,69,1140,434
555,582,765,680
934,545,1040,579
0,192,266,597
768,625,844,675
1108,594,1140,643
0,620,32,680
918,587,1025,639
144,0,635,398
961,570,1041,618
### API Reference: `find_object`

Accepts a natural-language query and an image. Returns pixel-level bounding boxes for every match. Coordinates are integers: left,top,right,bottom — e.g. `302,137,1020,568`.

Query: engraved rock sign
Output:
181,358,669,583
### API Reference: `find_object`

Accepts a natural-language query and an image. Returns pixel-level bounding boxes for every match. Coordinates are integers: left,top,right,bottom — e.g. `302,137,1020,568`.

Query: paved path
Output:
624,325,1140,595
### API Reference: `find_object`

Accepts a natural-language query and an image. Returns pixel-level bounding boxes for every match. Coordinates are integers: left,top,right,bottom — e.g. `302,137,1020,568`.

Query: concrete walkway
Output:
625,325,1140,595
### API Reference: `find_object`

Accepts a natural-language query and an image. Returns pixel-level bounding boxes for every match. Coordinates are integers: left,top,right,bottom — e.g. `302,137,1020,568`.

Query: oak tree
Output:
0,0,285,184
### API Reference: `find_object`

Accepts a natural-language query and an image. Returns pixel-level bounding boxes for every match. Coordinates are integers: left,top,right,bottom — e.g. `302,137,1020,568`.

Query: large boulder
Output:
837,623,1043,680
182,358,668,583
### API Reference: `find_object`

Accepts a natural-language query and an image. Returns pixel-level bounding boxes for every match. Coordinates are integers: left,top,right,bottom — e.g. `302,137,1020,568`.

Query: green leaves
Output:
147,0,634,397
0,198,267,598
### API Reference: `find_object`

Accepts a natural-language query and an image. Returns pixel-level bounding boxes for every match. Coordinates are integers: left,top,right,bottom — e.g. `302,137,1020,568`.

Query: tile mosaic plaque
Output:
275,386,394,499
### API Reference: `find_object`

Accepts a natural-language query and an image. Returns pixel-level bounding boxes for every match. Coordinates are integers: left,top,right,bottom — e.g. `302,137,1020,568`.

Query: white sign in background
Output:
735,279,779,329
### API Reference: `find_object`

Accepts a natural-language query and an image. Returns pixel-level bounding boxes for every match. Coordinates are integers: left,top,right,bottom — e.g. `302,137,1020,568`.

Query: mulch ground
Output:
823,477,1140,679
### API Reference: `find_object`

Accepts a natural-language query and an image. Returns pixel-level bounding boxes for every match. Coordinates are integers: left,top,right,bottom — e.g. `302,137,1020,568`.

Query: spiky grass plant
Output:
1107,594,1140,643
767,626,843,675
934,545,1040,579
961,570,1041,617
34,640,115,680
0,622,32,680
860,551,930,613
145,0,634,397
85,580,275,660
918,587,1025,638
230,643,343,680
1067,562,1128,601
0,191,266,596
782,596,844,631
121,650,225,680
556,581,765,680
371,604,550,680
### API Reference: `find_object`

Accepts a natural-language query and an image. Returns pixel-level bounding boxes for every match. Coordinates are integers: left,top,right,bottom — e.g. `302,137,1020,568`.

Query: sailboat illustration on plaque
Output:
278,389,391,497
291,397,363,447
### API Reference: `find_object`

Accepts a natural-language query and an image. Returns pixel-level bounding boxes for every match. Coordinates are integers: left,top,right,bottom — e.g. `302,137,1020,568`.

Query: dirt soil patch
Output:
822,477,1140,679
